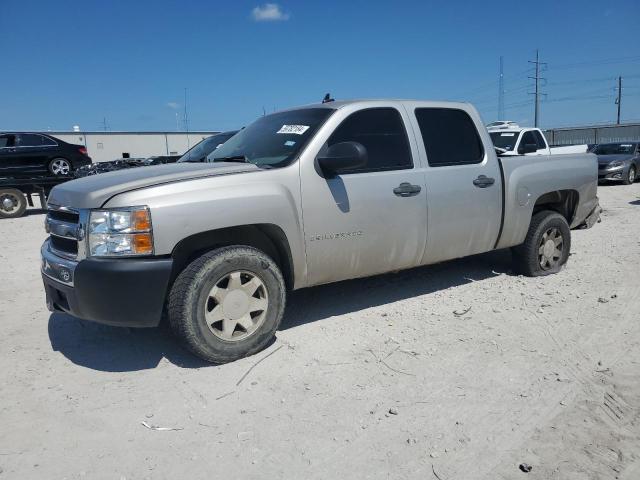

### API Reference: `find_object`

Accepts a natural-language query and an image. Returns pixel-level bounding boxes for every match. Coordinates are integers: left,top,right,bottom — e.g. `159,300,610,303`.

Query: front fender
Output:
104,168,307,288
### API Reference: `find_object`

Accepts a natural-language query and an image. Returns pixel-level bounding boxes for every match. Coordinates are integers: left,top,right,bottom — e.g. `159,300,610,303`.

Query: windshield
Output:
593,143,636,155
489,131,519,151
178,132,236,162
207,108,335,168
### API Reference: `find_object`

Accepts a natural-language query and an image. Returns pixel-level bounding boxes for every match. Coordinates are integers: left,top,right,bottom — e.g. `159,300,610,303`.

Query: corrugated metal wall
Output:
544,123,640,146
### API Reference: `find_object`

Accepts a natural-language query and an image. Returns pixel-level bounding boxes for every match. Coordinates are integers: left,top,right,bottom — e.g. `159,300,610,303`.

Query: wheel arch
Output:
170,224,295,290
532,189,580,225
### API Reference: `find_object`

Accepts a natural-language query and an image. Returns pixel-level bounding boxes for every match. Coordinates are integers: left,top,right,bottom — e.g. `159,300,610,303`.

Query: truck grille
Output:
46,206,83,259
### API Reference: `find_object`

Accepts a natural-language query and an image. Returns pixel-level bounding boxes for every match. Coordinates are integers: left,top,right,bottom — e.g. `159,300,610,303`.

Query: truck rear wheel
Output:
168,246,286,363
512,210,571,277
0,188,27,219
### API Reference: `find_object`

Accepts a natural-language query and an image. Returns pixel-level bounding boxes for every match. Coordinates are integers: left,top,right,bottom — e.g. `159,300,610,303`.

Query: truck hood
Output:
597,154,633,166
48,162,260,208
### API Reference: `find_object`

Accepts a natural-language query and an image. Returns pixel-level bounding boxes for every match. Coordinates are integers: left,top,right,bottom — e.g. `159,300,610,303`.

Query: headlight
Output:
88,207,153,256
608,160,623,168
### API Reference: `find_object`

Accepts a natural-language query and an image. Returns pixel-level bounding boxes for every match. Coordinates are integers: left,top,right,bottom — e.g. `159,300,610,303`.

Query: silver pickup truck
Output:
41,100,600,363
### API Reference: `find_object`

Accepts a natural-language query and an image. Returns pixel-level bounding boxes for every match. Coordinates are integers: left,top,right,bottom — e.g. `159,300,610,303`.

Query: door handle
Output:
473,175,495,188
393,182,422,197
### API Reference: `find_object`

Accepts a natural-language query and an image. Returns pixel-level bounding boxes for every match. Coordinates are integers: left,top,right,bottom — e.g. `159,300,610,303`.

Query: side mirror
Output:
518,143,538,154
317,141,367,178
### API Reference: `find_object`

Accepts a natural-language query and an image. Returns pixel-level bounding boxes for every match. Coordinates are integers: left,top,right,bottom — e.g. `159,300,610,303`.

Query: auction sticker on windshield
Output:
277,125,310,135
501,133,516,136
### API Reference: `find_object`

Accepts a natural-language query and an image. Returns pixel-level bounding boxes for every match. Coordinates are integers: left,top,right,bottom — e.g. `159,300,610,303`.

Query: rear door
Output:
14,134,53,172
407,105,503,264
299,105,427,286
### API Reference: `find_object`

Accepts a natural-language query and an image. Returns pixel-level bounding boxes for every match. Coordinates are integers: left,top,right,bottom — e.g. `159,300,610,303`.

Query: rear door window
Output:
414,108,484,167
327,107,413,174
15,134,48,147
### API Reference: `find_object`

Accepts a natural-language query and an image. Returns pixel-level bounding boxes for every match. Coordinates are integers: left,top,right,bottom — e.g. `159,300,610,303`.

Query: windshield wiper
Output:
213,155,251,164
494,146,508,156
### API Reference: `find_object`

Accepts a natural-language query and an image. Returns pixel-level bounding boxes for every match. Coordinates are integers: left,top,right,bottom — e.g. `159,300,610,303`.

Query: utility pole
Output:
615,76,622,124
528,49,546,127
102,117,108,132
183,88,190,148
498,56,505,120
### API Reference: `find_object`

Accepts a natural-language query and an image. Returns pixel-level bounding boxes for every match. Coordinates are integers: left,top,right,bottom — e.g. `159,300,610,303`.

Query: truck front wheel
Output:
168,246,286,363
512,210,571,277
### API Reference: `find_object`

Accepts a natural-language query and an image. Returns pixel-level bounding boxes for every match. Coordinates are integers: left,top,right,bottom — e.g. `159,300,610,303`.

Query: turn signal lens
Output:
132,209,151,231
132,233,153,254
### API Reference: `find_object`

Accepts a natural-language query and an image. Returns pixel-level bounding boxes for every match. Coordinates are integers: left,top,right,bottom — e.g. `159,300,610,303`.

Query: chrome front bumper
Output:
41,240,78,287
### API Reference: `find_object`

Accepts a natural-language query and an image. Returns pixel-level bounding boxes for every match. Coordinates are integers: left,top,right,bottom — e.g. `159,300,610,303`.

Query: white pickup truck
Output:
487,123,551,156
487,123,590,156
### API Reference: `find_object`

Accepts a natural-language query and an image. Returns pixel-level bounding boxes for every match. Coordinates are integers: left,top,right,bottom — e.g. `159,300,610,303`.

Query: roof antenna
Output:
322,93,334,104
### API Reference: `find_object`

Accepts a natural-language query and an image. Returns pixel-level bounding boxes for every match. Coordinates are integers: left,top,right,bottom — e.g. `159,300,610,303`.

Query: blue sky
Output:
1,0,639,132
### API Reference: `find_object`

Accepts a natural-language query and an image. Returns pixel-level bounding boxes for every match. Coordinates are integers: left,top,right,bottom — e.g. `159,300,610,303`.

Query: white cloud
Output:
166,102,180,109
252,3,290,22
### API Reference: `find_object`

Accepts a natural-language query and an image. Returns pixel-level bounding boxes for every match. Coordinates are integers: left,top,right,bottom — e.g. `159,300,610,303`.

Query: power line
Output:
548,55,640,71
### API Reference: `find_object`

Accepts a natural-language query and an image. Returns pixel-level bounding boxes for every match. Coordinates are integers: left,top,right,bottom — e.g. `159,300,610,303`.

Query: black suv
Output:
0,133,92,176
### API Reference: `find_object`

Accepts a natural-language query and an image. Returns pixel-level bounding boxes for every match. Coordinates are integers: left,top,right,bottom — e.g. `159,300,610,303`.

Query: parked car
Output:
593,142,640,185
0,133,91,176
73,131,238,178
177,131,239,163
41,99,600,363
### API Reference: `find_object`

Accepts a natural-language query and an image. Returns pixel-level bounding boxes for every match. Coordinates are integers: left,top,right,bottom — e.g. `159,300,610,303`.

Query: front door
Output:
0,134,19,173
300,105,427,286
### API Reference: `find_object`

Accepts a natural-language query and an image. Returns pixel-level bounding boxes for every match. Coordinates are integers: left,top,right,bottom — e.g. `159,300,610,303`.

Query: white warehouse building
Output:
39,131,220,163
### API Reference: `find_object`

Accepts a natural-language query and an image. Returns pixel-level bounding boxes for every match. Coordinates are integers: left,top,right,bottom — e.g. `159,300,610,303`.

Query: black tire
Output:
512,210,571,277
48,157,72,175
623,165,636,185
168,246,286,363
0,188,27,219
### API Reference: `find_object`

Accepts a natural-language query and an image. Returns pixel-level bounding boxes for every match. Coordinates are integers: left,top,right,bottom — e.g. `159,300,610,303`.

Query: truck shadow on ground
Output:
281,248,512,329
47,314,211,372
48,249,513,372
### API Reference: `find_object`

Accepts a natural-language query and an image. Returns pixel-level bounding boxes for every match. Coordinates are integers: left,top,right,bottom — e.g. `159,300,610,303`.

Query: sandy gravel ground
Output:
1,183,639,480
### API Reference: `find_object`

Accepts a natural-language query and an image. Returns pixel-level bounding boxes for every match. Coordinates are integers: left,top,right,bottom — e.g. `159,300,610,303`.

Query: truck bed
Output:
496,152,599,250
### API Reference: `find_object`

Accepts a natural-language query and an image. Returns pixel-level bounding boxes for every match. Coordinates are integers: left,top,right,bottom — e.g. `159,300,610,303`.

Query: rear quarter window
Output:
533,130,547,149
414,108,484,167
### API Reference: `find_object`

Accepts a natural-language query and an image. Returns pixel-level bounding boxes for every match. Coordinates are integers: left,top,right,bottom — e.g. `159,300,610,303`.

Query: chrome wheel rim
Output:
52,159,70,175
538,227,563,270
629,168,635,183
204,270,268,342
0,192,21,214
